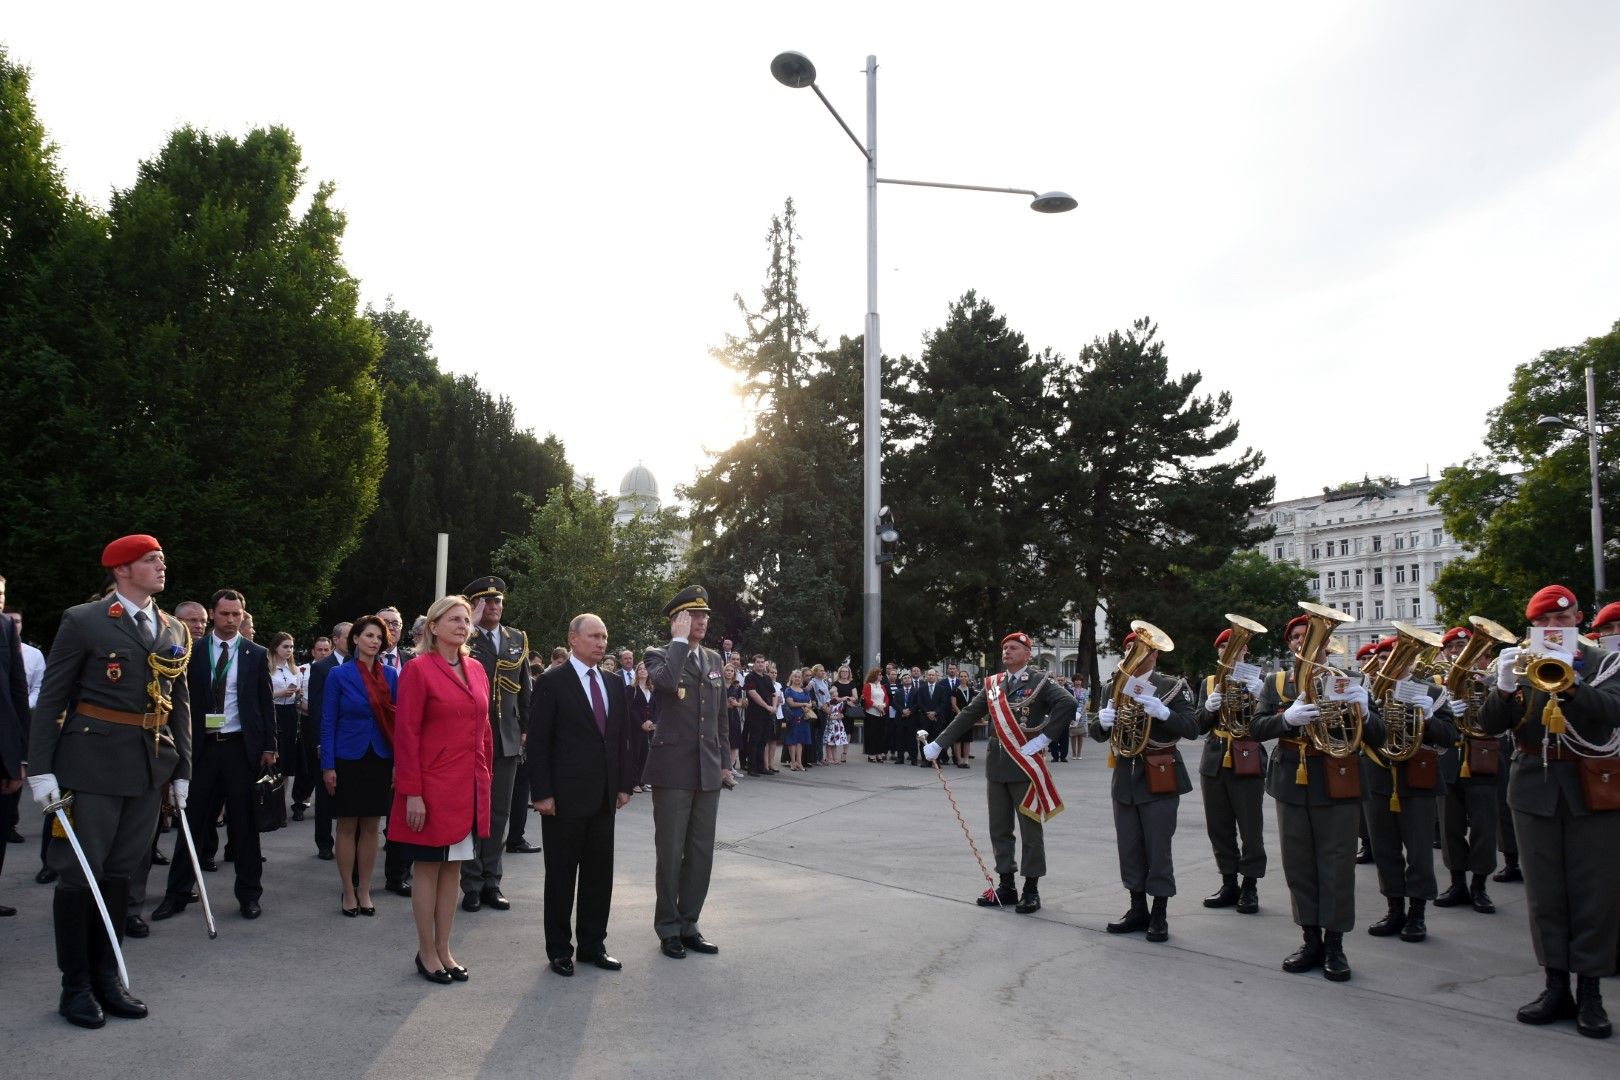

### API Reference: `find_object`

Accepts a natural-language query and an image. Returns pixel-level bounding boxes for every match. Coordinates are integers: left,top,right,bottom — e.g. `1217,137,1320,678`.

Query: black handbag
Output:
254,768,288,833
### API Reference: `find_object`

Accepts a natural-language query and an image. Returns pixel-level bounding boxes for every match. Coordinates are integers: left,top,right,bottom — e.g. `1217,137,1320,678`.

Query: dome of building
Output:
620,464,658,500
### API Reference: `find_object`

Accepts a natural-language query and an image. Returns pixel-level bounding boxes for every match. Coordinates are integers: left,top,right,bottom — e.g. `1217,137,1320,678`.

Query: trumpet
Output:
1439,616,1518,737
1110,620,1175,760
1367,621,1444,763
1292,602,1363,758
1512,641,1577,695
1215,614,1267,737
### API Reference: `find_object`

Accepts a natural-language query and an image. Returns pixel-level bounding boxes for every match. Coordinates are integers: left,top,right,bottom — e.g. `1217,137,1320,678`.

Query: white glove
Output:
1098,706,1116,731
1131,692,1170,721
1496,648,1521,692
1019,734,1051,757
1445,697,1467,717
1204,691,1224,714
27,772,61,807
1243,675,1264,696
172,778,190,809
1283,700,1319,728
1345,683,1371,710
1414,695,1436,719
923,741,942,762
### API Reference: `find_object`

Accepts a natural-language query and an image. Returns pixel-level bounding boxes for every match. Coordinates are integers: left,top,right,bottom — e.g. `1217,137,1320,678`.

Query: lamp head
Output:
771,51,817,89
1030,191,1078,214
1535,415,1567,430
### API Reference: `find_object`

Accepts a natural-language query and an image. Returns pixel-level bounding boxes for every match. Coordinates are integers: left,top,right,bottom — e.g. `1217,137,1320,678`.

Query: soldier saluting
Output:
27,535,193,1029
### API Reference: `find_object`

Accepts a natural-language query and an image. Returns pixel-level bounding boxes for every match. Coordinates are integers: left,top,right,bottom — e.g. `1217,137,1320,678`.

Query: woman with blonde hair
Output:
388,596,493,983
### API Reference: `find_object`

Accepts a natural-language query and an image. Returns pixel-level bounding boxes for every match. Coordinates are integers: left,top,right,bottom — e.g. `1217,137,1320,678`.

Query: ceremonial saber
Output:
174,787,219,939
918,730,1002,905
43,795,132,989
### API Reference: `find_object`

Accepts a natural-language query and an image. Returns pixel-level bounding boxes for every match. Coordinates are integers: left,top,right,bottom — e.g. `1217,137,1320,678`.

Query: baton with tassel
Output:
43,794,132,990
917,730,1002,905
172,784,219,939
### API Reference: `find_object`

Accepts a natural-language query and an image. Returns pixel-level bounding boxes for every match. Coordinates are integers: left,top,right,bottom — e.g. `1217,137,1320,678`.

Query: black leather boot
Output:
54,887,104,1029
1235,877,1259,914
1282,926,1323,973
1576,975,1611,1039
1367,895,1405,937
1355,841,1374,865
1493,855,1522,883
1433,872,1468,908
1469,874,1495,914
1202,874,1239,908
90,878,147,1020
1014,878,1041,915
1106,891,1150,934
1399,898,1427,942
1516,968,1576,1025
1145,896,1169,942
977,874,1017,908
1322,931,1351,982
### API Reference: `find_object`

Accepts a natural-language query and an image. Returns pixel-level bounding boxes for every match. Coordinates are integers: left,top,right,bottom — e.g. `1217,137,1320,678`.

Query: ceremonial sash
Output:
986,673,1064,823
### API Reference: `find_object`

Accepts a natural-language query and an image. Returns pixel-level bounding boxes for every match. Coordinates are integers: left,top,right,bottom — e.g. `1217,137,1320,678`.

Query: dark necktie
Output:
134,610,153,642
212,640,231,705
384,651,397,669
587,670,607,735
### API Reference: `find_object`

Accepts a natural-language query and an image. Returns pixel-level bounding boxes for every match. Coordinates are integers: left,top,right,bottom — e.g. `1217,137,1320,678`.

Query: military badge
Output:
108,601,125,619
107,659,123,683
677,687,687,700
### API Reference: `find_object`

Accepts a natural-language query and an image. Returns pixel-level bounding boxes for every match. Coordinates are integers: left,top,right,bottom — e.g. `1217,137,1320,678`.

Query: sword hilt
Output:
42,793,74,816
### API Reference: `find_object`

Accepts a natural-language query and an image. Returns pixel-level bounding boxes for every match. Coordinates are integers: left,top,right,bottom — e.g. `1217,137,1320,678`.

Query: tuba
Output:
1367,621,1445,762
1110,620,1175,760
1215,614,1268,737
1292,602,1363,757
1439,616,1518,737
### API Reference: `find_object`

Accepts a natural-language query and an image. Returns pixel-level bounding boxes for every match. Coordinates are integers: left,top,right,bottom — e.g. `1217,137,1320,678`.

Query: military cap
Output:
101,534,161,568
663,585,712,619
1002,631,1033,649
1440,626,1471,646
463,576,507,601
1591,602,1620,630
1525,584,1577,621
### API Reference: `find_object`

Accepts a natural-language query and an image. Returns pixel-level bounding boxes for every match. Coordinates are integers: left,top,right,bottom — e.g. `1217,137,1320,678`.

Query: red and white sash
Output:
986,672,1064,823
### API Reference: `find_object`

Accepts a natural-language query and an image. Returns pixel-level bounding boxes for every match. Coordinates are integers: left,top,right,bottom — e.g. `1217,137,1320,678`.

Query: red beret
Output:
1284,614,1310,637
1001,631,1032,649
1213,628,1232,649
1355,642,1378,660
1375,636,1397,653
1526,585,1578,621
1121,631,1138,648
1440,626,1471,646
1590,602,1620,630
100,534,161,568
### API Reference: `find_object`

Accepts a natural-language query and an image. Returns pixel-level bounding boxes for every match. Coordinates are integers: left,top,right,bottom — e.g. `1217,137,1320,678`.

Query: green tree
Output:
1431,321,1618,622
494,483,682,653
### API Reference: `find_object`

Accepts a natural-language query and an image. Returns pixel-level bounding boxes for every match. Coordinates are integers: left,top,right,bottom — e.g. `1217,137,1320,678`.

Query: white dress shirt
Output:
568,653,608,710
113,590,156,641
21,641,45,708
209,631,243,733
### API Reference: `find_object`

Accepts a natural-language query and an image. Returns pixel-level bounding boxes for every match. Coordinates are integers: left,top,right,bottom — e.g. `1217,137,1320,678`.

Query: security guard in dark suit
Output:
461,576,532,912
27,535,192,1028
1091,631,1199,942
1479,584,1620,1039
1195,627,1268,915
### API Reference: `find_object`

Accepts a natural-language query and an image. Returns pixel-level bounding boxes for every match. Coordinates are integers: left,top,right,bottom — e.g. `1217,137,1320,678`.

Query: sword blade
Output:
50,805,131,990
175,801,218,939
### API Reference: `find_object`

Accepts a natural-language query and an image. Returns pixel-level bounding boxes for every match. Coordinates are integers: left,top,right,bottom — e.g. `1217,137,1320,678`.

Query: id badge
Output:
205,712,227,730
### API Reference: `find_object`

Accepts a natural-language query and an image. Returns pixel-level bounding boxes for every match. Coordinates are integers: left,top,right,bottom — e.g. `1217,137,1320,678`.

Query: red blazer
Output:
389,652,493,846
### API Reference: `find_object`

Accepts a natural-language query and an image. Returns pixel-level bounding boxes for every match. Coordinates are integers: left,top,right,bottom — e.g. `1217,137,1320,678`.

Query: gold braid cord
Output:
147,632,192,750
492,629,528,714
921,735,1000,903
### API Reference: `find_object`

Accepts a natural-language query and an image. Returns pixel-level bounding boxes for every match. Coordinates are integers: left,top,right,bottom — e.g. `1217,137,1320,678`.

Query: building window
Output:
1395,598,1406,617
1372,535,1383,553
1395,565,1407,584
1409,530,1420,548
1310,576,1320,595
1310,544,1320,561
1432,527,1444,546
1354,569,1364,588
1274,545,1284,560
1339,540,1349,556
1355,601,1365,620
1411,598,1422,618
1327,571,1337,590
1410,563,1420,583
1373,567,1384,586
1374,600,1385,620
1394,533,1406,550
1433,560,1443,578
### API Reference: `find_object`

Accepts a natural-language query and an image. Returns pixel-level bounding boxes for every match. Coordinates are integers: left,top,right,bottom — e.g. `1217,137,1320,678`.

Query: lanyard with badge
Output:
206,637,236,730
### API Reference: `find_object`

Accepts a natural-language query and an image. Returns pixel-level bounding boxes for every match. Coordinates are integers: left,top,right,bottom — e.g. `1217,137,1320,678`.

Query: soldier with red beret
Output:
1434,626,1504,916
1195,625,1268,916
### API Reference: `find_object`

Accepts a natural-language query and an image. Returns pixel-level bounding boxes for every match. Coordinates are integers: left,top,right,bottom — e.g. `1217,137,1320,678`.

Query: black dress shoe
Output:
151,849,169,866
1015,883,1041,915
415,954,452,984
1282,928,1324,973
1203,877,1240,908
124,914,150,938
481,888,510,911
1493,860,1523,883
317,848,334,861
680,933,719,954
239,900,262,919
6,827,22,843
977,880,1018,907
59,986,105,1029
36,866,58,884
505,839,541,854
1399,900,1427,942
461,892,482,913
291,806,305,822
549,957,575,977
94,977,148,1020
1235,878,1259,914
0,904,15,917
660,937,687,959
386,880,412,898
582,952,622,971
1518,970,1577,1025
1470,877,1495,914
446,964,469,982
1367,897,1405,937
1355,843,1374,865
1576,976,1611,1039
149,896,189,921
200,859,218,873
1322,932,1351,981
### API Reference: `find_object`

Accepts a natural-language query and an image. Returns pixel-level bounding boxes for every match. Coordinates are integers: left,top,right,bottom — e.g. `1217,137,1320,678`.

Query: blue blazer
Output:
321,659,397,769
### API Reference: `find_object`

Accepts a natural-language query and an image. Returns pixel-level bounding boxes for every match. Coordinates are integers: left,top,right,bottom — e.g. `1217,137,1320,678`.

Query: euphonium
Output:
1368,621,1445,763
1292,602,1363,757
1111,620,1176,760
1439,616,1518,738
1216,614,1268,737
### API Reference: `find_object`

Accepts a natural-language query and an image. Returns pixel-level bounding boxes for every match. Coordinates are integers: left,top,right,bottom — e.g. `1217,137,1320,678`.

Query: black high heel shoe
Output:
445,963,469,982
341,894,358,918
415,953,452,984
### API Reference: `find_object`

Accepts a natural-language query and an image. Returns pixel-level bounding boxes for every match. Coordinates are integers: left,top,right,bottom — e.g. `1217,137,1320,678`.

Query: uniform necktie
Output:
587,669,608,735
212,640,231,705
134,610,153,642
384,651,397,669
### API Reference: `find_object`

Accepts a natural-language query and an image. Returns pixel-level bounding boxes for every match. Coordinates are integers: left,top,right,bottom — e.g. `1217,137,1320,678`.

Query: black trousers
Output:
0,785,18,876
166,736,263,904
273,704,300,790
889,715,917,762
539,804,616,960
743,715,772,773
290,711,321,806
508,767,531,844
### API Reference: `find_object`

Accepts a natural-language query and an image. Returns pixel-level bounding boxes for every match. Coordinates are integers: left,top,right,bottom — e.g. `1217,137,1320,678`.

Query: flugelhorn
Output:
1111,620,1175,760
1368,621,1444,763
1292,602,1363,757
1216,614,1267,737
1440,616,1518,737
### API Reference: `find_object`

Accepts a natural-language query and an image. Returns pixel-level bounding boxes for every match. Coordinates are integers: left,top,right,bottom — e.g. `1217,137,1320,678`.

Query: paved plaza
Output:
2,746,1613,1079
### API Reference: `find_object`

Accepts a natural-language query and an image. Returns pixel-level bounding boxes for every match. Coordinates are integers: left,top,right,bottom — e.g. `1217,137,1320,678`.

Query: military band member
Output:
1360,640,1457,944
924,632,1074,915
1196,627,1268,914
1592,602,1620,641
1479,584,1620,1039
461,576,532,913
1092,631,1199,942
1251,612,1383,982
27,535,193,1028
1433,626,1502,915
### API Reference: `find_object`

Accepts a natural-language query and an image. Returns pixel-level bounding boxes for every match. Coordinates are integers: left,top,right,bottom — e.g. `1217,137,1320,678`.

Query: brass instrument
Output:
1215,614,1267,737
1512,640,1577,695
1439,616,1518,738
1292,602,1362,757
1110,620,1175,760
1368,621,1445,763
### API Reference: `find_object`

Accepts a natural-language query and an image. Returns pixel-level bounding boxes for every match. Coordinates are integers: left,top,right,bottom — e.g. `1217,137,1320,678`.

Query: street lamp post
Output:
1537,364,1607,603
771,50,1075,675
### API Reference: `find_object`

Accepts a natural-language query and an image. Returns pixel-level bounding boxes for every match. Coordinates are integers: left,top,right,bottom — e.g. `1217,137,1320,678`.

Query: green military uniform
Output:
1196,674,1269,902
462,577,532,907
1435,705,1504,909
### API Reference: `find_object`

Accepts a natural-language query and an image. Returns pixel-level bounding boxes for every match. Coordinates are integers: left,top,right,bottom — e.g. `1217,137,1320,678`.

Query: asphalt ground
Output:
0,740,1613,1079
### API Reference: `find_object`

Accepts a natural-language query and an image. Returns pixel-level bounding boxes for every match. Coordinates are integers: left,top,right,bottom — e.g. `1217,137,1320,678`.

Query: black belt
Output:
205,731,243,743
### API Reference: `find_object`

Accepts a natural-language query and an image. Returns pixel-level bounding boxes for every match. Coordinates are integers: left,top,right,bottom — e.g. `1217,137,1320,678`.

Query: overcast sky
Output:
9,2,1619,506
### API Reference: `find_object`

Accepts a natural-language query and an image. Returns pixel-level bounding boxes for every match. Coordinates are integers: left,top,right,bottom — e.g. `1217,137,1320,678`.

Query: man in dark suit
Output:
918,668,951,767
0,573,30,917
154,588,275,921
529,612,635,976
300,622,348,868
892,673,920,765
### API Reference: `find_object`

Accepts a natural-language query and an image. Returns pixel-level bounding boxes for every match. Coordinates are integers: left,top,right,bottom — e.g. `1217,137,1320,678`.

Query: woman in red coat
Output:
389,595,493,984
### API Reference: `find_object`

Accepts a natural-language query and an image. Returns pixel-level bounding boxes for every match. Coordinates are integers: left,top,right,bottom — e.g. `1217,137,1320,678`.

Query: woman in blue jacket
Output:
321,615,397,916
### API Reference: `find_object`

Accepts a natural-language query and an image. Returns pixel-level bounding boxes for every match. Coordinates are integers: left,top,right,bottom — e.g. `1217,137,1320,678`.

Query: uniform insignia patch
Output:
107,660,122,683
